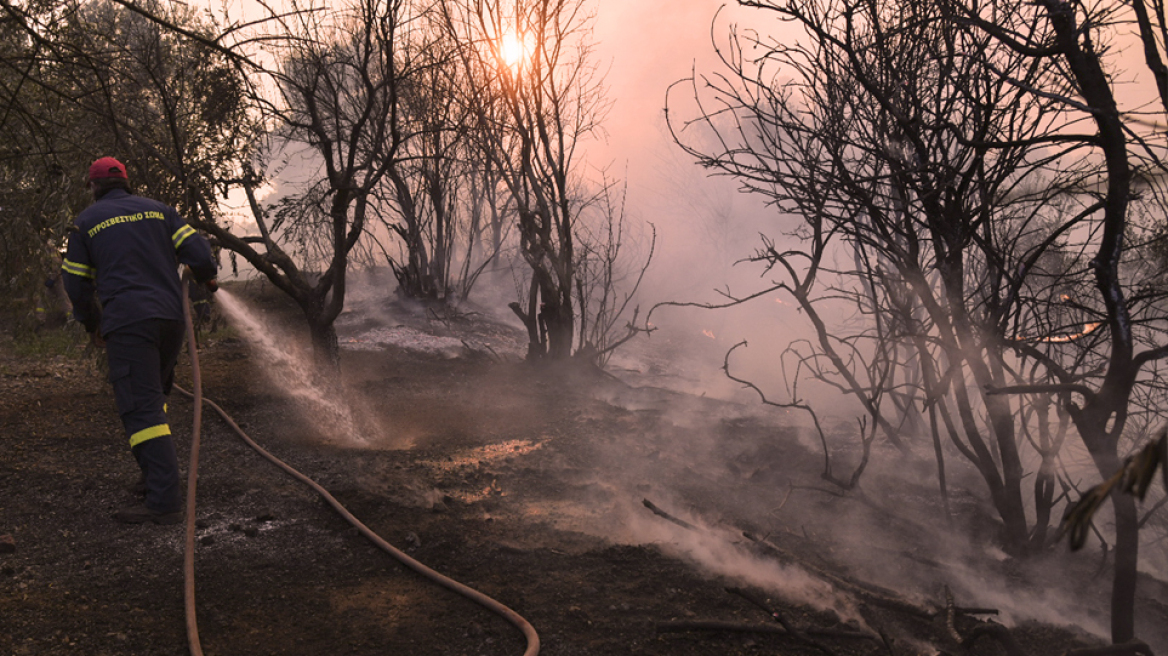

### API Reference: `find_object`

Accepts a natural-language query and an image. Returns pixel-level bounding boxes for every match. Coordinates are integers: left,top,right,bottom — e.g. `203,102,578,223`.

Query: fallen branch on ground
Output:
641,498,698,531
946,585,1028,656
726,586,844,656
742,531,933,619
1065,642,1154,656
654,620,876,640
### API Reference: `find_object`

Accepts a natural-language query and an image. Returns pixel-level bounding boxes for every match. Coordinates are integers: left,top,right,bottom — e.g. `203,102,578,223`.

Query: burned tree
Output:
370,15,503,303
670,0,1072,549
441,0,611,360
50,0,423,368
572,178,654,366
671,0,1168,645
208,0,425,367
960,0,1168,643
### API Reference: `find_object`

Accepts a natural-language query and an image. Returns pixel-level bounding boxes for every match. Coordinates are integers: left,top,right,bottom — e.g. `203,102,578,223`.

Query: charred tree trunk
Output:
304,262,343,372
1039,0,1140,642
1110,489,1140,643
427,167,450,299
387,170,439,301
510,276,545,360
308,313,340,370
1071,406,1141,642
541,284,574,360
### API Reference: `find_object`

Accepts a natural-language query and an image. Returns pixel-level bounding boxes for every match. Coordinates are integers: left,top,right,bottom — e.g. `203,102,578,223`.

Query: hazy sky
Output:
586,2,792,295
586,1,810,375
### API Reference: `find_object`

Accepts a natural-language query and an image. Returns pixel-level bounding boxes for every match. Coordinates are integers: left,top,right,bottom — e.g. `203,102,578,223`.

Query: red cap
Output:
88,157,128,181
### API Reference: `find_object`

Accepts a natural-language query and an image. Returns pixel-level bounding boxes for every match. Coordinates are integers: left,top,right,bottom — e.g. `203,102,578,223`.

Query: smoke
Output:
511,370,1144,648
617,497,864,625
199,3,1167,648
214,262,1166,651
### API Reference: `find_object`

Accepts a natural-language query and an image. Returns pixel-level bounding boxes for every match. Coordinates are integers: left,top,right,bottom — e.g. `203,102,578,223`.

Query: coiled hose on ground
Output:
175,287,540,656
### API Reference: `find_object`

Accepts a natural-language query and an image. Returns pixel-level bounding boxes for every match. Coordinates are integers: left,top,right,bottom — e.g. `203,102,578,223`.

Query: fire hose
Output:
175,286,540,656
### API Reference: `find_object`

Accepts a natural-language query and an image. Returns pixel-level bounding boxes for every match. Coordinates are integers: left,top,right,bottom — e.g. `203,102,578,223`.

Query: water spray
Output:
176,286,540,655
213,289,364,445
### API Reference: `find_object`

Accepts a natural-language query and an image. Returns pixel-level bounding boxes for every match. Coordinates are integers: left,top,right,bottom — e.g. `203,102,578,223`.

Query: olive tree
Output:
672,0,1168,644
0,0,252,330
441,0,613,360
370,14,504,303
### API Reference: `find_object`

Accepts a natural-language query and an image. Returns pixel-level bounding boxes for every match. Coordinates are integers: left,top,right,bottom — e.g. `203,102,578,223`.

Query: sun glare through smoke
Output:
501,32,526,68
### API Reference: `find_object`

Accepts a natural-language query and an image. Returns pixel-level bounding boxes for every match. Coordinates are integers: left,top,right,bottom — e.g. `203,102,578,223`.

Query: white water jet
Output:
213,289,366,446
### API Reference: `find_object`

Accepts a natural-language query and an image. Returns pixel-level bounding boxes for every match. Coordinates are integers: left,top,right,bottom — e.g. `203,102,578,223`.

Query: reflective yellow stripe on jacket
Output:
172,225,196,249
61,258,96,279
129,424,171,448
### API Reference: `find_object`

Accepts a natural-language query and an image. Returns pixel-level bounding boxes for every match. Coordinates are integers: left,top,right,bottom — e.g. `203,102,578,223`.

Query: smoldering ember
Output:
2,1,1168,656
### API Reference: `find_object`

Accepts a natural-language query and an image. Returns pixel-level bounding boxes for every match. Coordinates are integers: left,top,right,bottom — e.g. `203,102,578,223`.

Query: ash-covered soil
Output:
1,283,1164,656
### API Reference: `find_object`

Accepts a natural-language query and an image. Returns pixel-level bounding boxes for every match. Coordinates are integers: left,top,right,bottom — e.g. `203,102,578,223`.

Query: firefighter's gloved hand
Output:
204,278,218,294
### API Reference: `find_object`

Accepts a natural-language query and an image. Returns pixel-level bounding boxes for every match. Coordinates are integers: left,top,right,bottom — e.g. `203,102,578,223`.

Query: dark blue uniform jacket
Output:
62,188,217,335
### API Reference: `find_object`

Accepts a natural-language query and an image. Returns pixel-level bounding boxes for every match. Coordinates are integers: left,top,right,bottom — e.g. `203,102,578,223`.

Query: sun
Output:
501,32,526,68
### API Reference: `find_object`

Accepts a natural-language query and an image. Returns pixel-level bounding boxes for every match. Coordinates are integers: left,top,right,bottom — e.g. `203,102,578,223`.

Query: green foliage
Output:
11,325,86,359
0,0,256,328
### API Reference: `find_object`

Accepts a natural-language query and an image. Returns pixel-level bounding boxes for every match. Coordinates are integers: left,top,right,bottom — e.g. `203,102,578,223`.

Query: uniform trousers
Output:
104,318,185,514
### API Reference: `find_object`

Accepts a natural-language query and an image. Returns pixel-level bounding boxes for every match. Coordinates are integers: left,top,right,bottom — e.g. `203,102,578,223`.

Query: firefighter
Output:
61,157,218,525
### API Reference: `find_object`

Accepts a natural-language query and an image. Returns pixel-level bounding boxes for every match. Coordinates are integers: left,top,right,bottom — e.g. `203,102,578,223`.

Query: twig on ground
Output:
741,531,933,619
866,543,948,569
654,620,876,640
459,339,498,362
768,483,794,517
641,498,698,531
